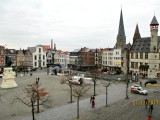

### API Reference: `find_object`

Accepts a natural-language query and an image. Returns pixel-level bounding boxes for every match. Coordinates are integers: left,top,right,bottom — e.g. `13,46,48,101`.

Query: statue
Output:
5,56,12,67
1,55,17,88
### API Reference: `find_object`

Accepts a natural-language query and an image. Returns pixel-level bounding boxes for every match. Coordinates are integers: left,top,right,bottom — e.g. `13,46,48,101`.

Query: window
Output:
140,53,143,59
43,61,45,66
39,48,41,53
131,53,133,59
145,53,148,59
43,55,45,60
131,62,134,68
34,55,37,60
39,55,41,60
136,53,138,59
35,62,37,66
135,62,138,69
121,62,124,67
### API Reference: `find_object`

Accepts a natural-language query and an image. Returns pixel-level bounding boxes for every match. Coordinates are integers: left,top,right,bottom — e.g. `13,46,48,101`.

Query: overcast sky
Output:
0,0,159,51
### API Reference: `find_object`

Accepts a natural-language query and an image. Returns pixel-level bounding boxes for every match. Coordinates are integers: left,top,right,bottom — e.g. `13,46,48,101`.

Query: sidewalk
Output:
8,82,160,120
9,84,127,120
9,88,160,120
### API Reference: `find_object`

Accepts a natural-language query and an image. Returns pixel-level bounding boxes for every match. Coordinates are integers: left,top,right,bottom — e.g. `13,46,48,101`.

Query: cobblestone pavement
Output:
0,70,125,120
1,70,160,120
8,85,126,120
82,93,160,120
8,87,160,120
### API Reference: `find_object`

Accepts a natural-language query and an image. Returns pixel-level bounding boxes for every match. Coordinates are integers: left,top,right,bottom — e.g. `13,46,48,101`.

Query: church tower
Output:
51,39,53,49
115,9,126,49
150,15,159,52
133,24,141,42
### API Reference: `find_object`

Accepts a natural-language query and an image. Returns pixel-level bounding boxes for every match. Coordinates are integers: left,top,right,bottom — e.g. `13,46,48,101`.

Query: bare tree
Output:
125,76,129,99
60,74,74,103
87,69,99,96
11,81,51,120
72,84,90,119
100,75,113,107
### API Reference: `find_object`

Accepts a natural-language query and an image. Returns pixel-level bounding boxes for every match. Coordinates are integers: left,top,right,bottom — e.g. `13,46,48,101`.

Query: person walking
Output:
140,81,142,87
149,104,153,114
145,98,148,109
148,115,152,120
91,98,95,108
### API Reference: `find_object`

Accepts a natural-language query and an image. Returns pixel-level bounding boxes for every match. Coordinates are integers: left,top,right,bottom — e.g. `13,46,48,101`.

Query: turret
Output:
150,16,159,52
133,24,141,42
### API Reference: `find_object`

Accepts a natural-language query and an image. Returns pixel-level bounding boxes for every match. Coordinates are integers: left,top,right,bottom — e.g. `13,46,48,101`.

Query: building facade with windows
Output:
29,45,47,68
17,48,33,71
102,48,122,71
130,15,160,78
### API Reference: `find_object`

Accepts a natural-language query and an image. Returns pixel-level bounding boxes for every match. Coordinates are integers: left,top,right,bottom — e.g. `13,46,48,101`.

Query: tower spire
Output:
133,23,141,42
51,39,53,49
115,8,126,49
117,8,125,37
54,43,56,50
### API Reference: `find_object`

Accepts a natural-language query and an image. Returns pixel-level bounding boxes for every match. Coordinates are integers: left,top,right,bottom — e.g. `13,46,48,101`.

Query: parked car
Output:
131,84,141,89
69,76,83,85
131,87,148,95
0,73,3,78
145,80,157,85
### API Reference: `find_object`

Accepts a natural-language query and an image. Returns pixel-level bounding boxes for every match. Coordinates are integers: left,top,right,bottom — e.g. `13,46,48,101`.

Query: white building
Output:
29,45,47,68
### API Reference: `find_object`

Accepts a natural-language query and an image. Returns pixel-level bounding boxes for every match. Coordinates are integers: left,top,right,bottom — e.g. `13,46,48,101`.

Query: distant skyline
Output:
0,0,159,51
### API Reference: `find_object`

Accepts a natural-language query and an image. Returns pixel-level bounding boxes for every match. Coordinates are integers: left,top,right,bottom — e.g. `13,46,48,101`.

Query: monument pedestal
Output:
1,67,17,88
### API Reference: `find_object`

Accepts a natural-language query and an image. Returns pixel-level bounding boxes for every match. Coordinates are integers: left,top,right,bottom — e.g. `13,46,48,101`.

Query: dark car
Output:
145,80,157,85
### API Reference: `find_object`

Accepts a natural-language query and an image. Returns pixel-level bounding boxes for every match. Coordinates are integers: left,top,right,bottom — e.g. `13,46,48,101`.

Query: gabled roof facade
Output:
130,36,160,53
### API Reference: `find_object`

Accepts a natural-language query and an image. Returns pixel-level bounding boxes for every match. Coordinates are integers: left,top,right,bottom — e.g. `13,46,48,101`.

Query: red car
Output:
131,87,148,95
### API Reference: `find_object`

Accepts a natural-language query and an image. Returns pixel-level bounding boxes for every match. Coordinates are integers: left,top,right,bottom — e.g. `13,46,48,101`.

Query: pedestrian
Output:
145,98,148,109
149,104,153,114
148,115,152,120
91,98,95,108
145,82,147,87
140,81,142,86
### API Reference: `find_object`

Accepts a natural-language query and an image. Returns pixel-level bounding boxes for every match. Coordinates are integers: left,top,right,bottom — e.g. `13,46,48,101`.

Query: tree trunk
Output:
126,81,129,99
77,98,79,119
37,93,40,113
31,100,35,120
37,80,40,113
70,84,73,103
94,80,96,96
106,86,108,107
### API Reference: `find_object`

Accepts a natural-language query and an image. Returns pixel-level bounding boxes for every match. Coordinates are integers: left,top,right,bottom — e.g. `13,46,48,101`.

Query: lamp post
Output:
105,82,110,107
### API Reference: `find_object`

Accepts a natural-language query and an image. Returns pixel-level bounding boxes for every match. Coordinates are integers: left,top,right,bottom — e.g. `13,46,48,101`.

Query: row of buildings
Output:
0,9,160,78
